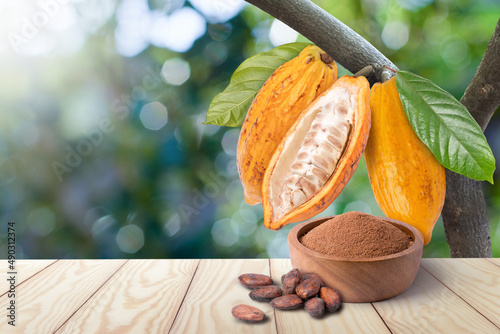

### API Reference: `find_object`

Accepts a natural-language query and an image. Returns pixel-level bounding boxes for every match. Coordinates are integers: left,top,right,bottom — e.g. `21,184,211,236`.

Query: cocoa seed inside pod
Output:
263,76,370,230
276,99,352,216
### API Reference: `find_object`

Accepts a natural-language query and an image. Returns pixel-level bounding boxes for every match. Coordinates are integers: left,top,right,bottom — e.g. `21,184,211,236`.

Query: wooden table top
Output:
0,259,499,333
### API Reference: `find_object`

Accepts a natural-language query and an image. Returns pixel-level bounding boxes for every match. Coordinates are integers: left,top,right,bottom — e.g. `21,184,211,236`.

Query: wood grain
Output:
0,260,56,295
57,259,199,334
0,260,126,333
373,266,500,334
270,259,390,334
421,258,500,329
486,258,500,267
169,259,276,334
2,259,499,333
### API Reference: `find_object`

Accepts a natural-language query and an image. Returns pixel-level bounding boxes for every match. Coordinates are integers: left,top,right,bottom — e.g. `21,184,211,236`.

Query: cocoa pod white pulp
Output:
263,76,371,230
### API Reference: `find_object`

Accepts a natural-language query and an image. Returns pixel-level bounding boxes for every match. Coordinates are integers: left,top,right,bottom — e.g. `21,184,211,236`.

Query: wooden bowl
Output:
288,215,423,303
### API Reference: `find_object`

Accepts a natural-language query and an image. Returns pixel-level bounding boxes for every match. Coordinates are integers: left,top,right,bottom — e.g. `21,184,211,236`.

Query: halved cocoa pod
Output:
295,278,320,299
231,304,266,323
262,76,371,230
237,45,338,205
305,297,325,319
270,294,303,310
249,285,283,302
282,268,302,295
301,273,326,287
238,273,273,288
319,287,341,312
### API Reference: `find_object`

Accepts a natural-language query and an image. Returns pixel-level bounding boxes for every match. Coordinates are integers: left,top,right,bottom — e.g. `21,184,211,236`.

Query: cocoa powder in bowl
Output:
300,212,413,258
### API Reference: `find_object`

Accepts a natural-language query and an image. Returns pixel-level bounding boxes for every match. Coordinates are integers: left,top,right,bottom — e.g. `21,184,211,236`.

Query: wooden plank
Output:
0,260,126,333
57,259,199,333
486,258,500,267
169,259,276,334
0,260,57,295
270,259,390,334
373,265,500,334
421,259,500,329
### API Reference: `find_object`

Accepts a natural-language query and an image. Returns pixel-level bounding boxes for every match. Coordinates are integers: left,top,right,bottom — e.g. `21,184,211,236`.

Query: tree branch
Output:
245,0,397,84
441,18,500,258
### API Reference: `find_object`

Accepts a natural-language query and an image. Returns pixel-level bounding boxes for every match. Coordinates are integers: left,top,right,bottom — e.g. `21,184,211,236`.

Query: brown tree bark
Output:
441,19,500,257
245,0,500,257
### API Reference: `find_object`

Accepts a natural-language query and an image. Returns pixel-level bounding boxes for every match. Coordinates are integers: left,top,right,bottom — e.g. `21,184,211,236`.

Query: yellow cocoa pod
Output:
237,45,338,205
364,77,446,245
263,76,371,230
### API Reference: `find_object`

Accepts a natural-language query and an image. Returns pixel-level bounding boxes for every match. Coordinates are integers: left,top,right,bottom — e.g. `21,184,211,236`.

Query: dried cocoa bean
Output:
301,273,325,287
282,268,302,295
305,297,325,319
249,285,283,302
296,278,321,299
238,273,273,288
319,287,341,312
231,304,266,323
270,294,303,310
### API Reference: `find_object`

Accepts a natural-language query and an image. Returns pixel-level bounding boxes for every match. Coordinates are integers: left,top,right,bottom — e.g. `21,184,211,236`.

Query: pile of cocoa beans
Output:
232,268,341,323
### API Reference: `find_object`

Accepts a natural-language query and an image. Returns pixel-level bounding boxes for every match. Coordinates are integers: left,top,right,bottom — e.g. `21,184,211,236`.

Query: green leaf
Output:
396,70,496,183
204,42,311,127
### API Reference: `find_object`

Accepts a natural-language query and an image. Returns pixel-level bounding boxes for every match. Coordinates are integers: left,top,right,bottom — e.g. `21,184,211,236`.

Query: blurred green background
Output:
0,0,499,259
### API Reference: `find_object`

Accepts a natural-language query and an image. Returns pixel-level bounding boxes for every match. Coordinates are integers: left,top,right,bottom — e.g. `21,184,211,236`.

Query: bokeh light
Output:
211,218,239,247
92,215,116,239
269,19,299,47
28,207,56,237
204,41,228,65
149,7,206,52
440,37,471,70
161,58,191,85
397,0,434,11
114,0,150,57
116,224,145,253
189,0,246,24
381,21,409,50
140,102,169,130
423,15,451,46
221,129,240,156
164,213,181,237
207,23,232,41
